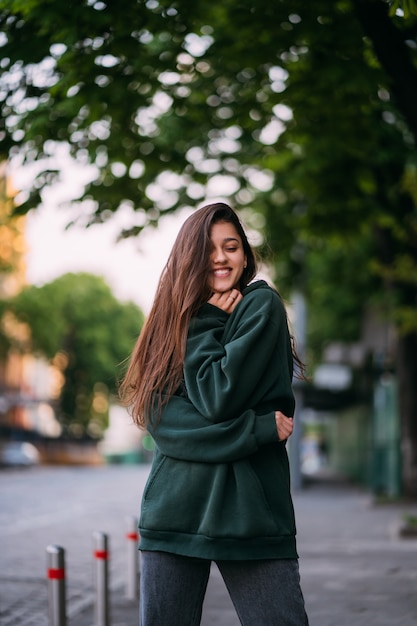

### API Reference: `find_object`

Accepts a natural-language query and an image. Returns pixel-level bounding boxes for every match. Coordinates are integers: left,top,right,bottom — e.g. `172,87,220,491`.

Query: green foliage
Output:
256,1,417,346
4,273,144,435
389,0,417,18
305,236,378,352
1,0,417,354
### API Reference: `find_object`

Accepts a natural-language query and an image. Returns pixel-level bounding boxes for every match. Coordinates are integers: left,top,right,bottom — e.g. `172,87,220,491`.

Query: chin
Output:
213,283,233,293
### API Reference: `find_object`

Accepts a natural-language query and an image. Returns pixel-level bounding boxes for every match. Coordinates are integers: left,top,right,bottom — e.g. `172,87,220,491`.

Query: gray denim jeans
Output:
140,550,309,625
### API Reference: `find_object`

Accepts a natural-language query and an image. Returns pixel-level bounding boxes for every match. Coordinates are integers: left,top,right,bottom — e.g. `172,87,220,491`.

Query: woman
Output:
120,202,308,625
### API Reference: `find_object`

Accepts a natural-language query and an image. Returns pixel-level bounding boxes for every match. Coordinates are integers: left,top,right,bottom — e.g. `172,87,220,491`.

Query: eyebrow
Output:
210,236,241,249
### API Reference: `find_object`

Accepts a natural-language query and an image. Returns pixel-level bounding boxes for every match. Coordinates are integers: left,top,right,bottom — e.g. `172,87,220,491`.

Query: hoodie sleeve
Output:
147,395,280,463
184,288,289,421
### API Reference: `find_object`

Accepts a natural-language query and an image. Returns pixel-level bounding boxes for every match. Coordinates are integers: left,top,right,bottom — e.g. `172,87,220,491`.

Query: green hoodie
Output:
139,280,298,560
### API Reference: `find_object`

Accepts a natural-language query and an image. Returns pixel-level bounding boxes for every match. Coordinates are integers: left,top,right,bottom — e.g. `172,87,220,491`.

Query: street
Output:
1,464,417,625
0,464,149,626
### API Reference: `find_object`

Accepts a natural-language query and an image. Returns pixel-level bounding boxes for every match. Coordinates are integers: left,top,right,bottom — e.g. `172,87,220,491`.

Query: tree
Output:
2,273,144,435
260,2,417,496
1,1,417,492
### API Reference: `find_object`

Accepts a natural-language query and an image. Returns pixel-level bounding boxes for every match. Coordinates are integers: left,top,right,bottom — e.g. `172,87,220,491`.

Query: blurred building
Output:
298,306,400,497
0,163,26,296
99,402,149,464
0,164,62,442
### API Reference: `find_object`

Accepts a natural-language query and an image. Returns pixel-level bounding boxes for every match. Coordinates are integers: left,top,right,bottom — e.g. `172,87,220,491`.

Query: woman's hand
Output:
208,288,243,313
275,411,294,441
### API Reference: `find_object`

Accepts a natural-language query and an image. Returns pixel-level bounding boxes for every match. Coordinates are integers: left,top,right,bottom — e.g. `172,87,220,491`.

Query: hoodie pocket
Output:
140,455,280,538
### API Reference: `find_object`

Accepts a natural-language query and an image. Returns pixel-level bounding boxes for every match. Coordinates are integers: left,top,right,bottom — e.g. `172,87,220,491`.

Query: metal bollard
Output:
125,516,139,600
46,545,67,626
93,531,110,626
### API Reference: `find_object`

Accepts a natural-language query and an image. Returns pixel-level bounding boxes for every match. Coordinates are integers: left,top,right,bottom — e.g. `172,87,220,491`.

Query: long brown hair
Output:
119,203,257,428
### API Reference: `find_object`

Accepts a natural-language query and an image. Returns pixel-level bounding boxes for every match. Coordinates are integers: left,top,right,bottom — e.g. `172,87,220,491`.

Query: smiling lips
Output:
213,268,231,277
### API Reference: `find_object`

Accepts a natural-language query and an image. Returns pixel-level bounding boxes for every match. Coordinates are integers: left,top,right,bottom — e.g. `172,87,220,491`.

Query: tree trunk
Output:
397,331,417,497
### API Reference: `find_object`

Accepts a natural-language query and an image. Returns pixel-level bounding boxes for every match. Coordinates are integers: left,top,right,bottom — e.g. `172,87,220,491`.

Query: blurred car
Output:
0,442,40,467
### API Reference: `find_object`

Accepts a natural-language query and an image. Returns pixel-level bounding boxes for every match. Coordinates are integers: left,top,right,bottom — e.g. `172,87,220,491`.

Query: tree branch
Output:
352,0,417,141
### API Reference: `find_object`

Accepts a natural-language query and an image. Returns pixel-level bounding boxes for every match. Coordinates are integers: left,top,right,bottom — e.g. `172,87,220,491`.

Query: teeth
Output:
214,269,230,276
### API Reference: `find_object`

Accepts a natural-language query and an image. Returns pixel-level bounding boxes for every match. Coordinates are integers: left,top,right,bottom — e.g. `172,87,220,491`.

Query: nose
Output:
212,246,227,263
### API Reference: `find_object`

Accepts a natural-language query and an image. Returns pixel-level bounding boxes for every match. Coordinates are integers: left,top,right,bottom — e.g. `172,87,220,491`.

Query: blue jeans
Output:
140,551,309,625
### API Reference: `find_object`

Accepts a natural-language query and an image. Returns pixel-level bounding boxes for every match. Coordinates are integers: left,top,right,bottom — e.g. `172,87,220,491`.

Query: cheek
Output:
234,262,245,284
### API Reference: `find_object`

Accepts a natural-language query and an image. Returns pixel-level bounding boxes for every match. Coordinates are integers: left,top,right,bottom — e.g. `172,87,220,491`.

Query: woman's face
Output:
208,220,247,293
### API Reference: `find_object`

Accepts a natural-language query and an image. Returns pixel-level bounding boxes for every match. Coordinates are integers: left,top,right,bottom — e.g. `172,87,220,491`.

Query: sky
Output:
24,201,191,315
13,156,195,315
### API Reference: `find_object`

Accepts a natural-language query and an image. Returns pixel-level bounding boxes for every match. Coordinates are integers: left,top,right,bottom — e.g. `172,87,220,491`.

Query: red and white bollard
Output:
125,516,139,600
46,545,67,626
93,531,109,626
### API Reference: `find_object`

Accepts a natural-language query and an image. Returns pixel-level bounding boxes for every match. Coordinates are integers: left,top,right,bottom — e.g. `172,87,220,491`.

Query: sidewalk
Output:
74,477,417,626
295,478,417,626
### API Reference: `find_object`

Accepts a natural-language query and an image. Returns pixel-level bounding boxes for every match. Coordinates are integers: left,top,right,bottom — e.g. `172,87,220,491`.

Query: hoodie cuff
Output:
254,412,280,446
